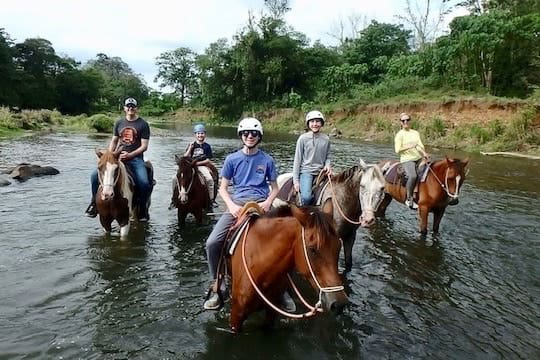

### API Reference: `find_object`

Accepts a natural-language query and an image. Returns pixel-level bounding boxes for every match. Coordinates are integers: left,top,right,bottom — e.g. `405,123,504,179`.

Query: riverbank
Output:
2,98,539,157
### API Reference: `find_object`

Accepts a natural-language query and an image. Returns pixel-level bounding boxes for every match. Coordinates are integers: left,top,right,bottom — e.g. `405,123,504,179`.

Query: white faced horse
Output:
273,160,386,272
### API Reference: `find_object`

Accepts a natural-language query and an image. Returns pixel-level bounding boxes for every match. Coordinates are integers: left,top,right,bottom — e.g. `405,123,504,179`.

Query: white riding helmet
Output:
305,110,325,126
237,117,264,136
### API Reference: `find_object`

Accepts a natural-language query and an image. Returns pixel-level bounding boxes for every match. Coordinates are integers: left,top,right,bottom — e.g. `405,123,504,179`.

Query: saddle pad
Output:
276,176,295,202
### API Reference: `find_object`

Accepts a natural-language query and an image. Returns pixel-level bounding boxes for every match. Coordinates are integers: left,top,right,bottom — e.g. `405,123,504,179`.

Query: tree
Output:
155,47,199,106
0,28,18,106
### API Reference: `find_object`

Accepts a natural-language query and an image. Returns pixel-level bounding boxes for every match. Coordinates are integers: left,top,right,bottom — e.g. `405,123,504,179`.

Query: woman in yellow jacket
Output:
394,113,430,209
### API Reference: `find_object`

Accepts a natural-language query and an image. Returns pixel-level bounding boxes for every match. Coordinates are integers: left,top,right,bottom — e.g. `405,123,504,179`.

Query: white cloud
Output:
1,0,461,90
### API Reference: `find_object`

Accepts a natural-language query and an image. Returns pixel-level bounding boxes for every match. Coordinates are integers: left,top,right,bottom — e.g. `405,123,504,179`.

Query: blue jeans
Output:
299,173,315,206
90,157,151,207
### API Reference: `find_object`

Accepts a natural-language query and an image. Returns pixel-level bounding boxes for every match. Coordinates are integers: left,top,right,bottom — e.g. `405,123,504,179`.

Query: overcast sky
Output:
1,0,464,90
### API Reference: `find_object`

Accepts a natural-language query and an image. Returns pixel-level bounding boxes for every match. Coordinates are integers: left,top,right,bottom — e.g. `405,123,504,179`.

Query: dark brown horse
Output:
377,157,470,236
227,202,348,332
94,149,134,238
274,160,387,272
171,155,217,226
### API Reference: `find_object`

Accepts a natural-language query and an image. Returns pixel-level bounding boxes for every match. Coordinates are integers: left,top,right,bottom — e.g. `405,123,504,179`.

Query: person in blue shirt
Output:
203,117,279,310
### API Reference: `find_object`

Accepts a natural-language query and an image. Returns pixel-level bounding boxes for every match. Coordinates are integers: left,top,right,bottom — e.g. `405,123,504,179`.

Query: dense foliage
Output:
0,0,538,119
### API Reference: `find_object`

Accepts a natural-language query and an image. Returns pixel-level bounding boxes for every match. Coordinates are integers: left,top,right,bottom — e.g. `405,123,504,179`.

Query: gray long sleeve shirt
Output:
292,131,331,183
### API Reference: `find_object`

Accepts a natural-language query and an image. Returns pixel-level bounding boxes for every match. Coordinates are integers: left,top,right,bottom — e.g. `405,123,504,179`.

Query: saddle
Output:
276,176,297,203
381,160,430,189
226,202,264,256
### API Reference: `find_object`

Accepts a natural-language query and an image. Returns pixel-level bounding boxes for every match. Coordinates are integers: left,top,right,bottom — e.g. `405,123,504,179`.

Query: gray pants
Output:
402,160,419,200
206,212,236,280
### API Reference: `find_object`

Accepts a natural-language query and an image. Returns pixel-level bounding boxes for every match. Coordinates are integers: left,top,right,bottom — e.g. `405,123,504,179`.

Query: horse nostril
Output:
330,301,345,315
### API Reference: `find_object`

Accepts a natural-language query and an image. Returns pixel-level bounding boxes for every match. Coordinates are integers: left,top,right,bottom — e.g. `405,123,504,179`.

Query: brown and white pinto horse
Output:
377,157,470,236
227,203,348,332
95,149,134,238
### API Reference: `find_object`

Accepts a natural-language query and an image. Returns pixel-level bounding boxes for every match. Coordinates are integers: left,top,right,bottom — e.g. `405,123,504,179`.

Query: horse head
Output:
96,148,123,201
358,159,386,227
174,155,196,204
290,202,348,314
431,157,469,205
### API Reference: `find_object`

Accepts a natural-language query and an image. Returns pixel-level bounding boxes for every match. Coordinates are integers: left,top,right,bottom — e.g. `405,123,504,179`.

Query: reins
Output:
240,223,343,318
327,174,361,225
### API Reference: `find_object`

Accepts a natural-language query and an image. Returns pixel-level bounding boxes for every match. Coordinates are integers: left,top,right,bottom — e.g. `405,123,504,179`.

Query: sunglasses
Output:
125,104,137,109
400,118,410,123
240,130,260,137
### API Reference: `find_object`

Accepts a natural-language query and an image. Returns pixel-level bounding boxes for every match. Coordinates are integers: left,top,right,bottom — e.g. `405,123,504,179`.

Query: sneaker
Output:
85,202,97,218
203,291,222,310
405,199,418,210
280,291,296,313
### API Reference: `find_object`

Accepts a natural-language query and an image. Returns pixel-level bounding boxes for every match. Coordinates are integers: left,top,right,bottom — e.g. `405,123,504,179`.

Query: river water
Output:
0,126,539,359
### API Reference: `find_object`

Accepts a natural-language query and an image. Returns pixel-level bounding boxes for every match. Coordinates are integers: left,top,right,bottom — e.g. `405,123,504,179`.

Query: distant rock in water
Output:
3,163,60,181
330,127,342,138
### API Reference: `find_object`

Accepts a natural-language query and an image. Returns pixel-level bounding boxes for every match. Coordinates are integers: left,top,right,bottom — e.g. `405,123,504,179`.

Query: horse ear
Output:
95,148,104,158
174,154,182,165
359,158,367,170
321,198,333,216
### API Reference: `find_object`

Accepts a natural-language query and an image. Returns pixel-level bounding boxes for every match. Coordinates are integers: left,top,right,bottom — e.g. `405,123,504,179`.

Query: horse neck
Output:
327,167,362,210
116,161,131,196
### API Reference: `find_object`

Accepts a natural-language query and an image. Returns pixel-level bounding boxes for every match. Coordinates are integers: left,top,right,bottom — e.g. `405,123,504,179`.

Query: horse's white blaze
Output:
100,162,118,199
179,172,188,203
358,165,385,227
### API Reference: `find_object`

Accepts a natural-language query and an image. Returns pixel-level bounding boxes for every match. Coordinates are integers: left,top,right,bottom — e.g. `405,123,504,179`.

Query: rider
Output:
292,110,332,206
394,112,430,210
203,117,280,310
169,123,215,209
85,97,152,221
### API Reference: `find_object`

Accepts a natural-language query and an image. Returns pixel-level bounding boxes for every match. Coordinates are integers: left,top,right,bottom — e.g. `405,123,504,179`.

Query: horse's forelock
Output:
304,209,338,249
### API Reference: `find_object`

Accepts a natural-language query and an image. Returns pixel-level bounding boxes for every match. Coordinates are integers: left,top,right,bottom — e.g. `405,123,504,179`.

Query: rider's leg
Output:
299,173,314,206
198,165,214,202
402,160,418,207
204,212,235,310
85,169,99,217
126,157,151,218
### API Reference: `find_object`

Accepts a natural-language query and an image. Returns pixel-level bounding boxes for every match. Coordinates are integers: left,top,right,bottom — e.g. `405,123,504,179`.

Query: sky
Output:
1,0,465,90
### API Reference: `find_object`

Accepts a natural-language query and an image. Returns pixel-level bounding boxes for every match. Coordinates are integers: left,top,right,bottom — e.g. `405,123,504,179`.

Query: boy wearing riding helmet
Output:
203,117,280,310
169,123,215,209
394,112,430,210
292,110,332,206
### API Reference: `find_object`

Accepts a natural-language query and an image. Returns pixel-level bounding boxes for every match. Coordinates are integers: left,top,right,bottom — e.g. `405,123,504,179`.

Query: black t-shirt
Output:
113,117,150,156
187,142,213,162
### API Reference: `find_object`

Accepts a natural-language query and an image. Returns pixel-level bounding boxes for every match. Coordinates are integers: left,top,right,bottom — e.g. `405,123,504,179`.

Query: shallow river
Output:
1,126,538,359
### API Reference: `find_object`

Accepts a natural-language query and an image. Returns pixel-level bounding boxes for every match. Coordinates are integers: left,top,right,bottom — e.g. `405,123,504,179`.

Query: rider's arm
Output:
219,177,241,217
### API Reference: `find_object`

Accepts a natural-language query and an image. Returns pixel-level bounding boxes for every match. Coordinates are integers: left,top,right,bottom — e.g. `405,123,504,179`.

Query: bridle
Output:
427,162,464,200
241,223,344,318
97,162,120,191
176,165,195,201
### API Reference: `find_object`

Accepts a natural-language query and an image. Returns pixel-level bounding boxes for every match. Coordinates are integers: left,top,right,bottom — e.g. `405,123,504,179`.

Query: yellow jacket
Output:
394,129,425,163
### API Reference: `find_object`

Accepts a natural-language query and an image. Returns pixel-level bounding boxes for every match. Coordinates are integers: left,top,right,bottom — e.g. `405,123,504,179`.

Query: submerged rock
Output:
3,163,60,181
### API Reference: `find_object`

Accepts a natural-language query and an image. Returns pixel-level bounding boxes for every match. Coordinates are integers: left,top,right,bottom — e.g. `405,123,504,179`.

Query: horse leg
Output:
177,209,187,227
342,236,354,273
418,206,429,236
375,193,392,217
432,207,447,235
99,216,112,233
119,222,130,238
194,207,204,225
229,294,251,333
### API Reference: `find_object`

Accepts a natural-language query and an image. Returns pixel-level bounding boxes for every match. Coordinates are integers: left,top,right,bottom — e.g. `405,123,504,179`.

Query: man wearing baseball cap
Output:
86,97,152,221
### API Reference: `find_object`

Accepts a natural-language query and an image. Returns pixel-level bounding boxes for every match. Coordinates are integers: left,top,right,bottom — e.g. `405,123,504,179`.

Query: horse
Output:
273,160,387,272
226,202,348,332
171,155,217,226
94,149,154,237
377,157,470,236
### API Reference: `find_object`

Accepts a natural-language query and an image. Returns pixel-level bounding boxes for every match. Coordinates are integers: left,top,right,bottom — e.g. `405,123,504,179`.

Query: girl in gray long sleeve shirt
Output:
293,110,331,205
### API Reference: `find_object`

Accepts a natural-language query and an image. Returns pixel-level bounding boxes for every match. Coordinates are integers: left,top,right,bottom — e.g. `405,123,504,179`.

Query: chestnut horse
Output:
274,160,386,272
171,155,217,226
227,203,348,332
95,149,156,237
377,157,469,236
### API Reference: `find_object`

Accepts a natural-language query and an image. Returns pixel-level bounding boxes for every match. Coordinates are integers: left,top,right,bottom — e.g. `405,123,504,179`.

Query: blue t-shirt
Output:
221,149,278,204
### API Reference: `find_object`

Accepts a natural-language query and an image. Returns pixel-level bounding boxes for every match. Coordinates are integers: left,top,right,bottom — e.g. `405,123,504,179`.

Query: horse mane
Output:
332,165,360,182
264,205,337,249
